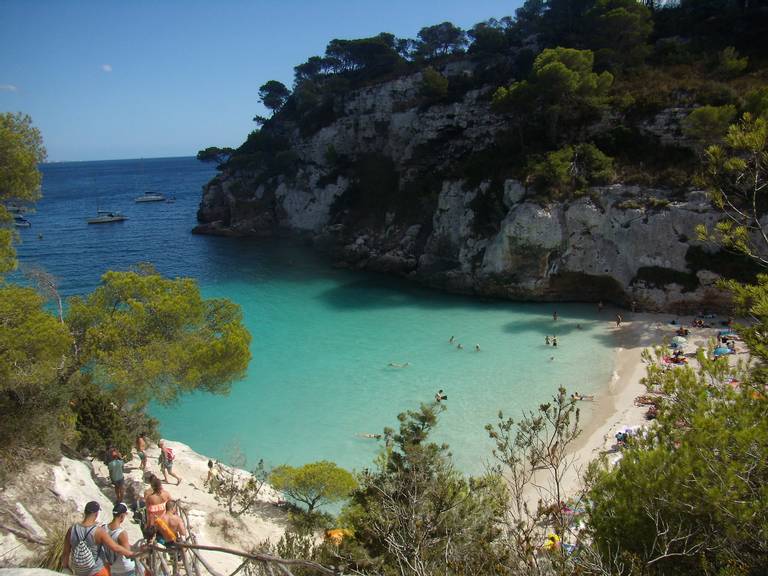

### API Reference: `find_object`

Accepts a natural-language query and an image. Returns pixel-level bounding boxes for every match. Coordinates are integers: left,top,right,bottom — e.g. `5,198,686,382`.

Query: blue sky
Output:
0,1,522,161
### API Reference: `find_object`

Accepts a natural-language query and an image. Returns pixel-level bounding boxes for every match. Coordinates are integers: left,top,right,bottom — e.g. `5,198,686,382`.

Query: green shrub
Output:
71,378,158,459
419,66,449,100
527,143,614,200
682,105,737,145
716,46,748,78
744,86,768,118
0,285,73,474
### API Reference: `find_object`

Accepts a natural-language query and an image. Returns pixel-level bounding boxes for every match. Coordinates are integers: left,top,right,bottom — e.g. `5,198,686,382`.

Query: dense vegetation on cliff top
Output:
201,0,768,219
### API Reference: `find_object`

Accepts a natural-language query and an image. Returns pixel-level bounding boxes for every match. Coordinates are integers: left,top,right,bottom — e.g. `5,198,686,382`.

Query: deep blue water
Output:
14,157,616,475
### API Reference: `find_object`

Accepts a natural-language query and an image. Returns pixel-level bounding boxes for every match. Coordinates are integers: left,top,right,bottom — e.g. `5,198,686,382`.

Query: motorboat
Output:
13,215,31,227
135,192,166,203
6,203,30,214
87,210,128,224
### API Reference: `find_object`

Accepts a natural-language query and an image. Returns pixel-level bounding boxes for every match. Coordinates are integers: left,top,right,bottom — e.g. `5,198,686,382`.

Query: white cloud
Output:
0,84,18,92
101,64,112,73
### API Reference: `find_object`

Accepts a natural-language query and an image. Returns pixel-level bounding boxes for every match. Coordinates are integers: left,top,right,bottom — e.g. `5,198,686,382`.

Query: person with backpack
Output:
105,502,139,576
157,441,181,486
62,501,134,576
107,449,126,503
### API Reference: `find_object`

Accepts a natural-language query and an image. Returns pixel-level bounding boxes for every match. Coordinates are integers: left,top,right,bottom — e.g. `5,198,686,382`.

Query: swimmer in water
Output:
475,344,480,352
360,433,383,439
457,343,463,350
435,389,447,402
553,311,558,321
449,336,455,344
549,356,555,361
388,362,411,368
552,336,558,347
576,324,582,330
545,335,551,345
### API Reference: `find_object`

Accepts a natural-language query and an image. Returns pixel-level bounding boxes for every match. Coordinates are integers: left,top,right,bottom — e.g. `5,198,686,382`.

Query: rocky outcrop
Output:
0,442,286,571
195,65,736,312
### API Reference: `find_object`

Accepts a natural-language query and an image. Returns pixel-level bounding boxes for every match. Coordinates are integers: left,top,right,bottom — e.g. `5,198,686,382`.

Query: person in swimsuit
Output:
145,476,171,529
157,500,187,544
135,433,147,473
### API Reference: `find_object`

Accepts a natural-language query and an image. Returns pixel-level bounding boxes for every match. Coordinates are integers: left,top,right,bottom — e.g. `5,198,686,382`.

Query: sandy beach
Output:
559,310,743,498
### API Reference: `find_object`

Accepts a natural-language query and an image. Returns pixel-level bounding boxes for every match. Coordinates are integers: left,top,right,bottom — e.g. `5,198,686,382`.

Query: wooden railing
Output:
133,503,336,576
135,542,335,576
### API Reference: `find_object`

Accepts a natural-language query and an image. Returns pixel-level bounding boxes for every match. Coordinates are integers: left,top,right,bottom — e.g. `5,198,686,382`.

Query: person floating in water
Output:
435,389,448,402
576,324,582,330
616,314,623,327
388,362,410,368
553,311,558,321
449,336,455,344
545,335,551,345
552,336,558,347
360,433,383,439
475,344,480,352
457,343,463,350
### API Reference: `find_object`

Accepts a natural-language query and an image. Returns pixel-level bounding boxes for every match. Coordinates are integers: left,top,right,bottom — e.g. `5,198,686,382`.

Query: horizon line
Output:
42,154,200,165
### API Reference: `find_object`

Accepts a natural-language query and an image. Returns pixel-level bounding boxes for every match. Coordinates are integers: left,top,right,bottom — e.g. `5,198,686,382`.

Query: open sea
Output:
14,156,616,475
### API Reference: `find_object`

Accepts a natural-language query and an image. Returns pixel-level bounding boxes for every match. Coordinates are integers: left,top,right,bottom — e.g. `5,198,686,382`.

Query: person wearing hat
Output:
63,501,134,576
106,502,138,576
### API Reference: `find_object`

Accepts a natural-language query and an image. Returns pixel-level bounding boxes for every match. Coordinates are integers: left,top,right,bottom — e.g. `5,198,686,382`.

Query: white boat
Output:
6,203,30,214
13,215,31,227
87,210,128,224
135,192,166,203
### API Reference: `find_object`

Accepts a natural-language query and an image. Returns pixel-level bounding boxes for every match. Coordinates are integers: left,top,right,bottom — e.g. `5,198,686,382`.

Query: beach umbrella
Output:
713,346,731,357
671,336,687,345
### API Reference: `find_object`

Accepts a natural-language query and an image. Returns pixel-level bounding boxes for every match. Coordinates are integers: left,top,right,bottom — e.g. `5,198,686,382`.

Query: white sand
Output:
560,312,743,497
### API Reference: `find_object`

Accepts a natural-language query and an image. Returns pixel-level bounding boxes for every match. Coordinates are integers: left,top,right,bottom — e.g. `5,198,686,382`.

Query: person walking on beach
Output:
63,501,134,576
107,449,126,503
135,433,148,473
158,441,181,485
616,314,623,327
105,502,138,576
545,335,551,345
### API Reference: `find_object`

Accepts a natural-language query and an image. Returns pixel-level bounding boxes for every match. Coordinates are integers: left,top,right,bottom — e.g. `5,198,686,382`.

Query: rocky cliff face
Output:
196,65,734,312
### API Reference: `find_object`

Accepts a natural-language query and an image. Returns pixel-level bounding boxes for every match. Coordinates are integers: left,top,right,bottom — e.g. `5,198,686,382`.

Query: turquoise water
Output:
19,158,616,476
153,241,615,474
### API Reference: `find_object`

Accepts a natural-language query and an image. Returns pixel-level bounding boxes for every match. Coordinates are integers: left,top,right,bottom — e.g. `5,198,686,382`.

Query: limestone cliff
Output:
195,64,741,312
